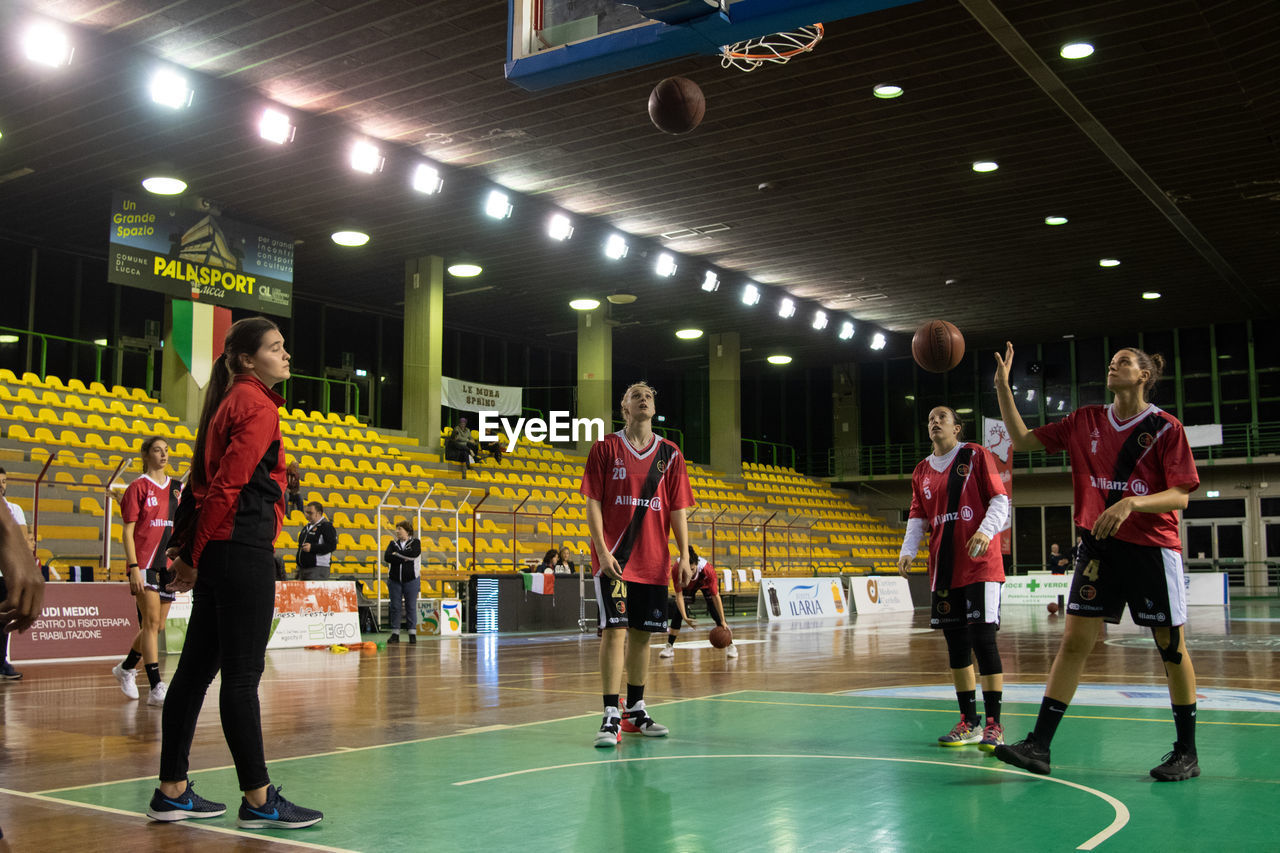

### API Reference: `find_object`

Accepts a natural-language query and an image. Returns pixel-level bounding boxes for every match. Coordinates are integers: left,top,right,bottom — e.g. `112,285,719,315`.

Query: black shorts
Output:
595,576,668,633
668,590,722,630
930,582,1002,629
143,567,177,603
1068,530,1186,627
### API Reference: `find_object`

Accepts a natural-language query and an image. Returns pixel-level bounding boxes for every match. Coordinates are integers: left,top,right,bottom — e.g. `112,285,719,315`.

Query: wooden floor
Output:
2,599,1277,851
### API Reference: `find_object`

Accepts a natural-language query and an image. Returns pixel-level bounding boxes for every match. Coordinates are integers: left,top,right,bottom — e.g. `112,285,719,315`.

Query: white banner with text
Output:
849,575,914,613
441,376,523,416
758,577,849,621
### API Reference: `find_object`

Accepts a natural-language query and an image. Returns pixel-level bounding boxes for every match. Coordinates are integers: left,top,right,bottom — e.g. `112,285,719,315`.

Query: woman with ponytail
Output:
146,318,323,830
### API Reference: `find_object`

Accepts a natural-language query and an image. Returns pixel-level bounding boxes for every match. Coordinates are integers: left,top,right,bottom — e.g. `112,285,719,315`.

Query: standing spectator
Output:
1047,543,1070,574
0,467,33,681
295,502,337,581
383,520,422,644
111,437,182,706
284,461,305,515
150,316,322,828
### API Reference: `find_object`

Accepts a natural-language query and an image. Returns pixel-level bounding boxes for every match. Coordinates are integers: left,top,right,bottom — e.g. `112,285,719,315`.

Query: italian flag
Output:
522,573,554,595
171,299,232,389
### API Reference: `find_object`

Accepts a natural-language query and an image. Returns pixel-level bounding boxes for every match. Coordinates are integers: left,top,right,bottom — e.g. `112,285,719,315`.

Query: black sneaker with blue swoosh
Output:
146,780,226,821
237,784,323,829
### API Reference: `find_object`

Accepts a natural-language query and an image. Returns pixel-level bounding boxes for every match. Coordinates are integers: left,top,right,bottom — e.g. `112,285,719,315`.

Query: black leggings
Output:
159,541,277,791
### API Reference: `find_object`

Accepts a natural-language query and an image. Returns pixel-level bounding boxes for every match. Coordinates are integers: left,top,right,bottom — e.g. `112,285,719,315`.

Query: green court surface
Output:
44,691,1275,852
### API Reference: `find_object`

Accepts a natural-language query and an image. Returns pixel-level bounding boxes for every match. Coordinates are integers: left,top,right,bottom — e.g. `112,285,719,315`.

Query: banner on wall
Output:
10,583,137,662
108,191,293,316
267,581,362,648
983,417,1014,556
849,575,914,613
170,300,232,388
757,577,848,621
441,376,523,415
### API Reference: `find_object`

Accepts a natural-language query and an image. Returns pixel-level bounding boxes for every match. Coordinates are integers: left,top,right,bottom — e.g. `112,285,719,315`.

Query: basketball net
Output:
720,23,824,72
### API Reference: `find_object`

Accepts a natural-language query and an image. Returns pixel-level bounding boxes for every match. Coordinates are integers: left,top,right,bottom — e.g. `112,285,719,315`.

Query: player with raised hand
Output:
991,343,1201,781
581,382,695,748
897,406,1010,751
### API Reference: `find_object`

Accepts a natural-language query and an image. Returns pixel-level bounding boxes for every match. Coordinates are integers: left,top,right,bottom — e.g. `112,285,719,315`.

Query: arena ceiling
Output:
0,0,1276,369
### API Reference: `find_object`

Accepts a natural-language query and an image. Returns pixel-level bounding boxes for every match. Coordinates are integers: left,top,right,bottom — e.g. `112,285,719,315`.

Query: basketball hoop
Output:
720,23,824,72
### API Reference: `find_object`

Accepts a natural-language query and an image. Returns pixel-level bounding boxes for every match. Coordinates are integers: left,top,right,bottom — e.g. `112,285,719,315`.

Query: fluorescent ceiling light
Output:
778,298,796,319
331,230,369,247
142,176,186,196
604,234,628,260
741,284,760,306
872,83,903,99
971,160,999,173
412,163,443,194
701,271,719,292
350,141,384,174
1099,258,1120,267
812,310,828,331
0,335,19,344
150,68,194,109
259,108,294,144
93,338,108,346
956,407,973,414
547,213,573,241
1060,42,1094,59
767,355,792,365
675,329,703,340
1142,291,1161,300
1044,215,1068,226
870,332,887,350
448,263,482,277
485,190,513,219
654,253,677,277
569,298,600,310
838,321,855,340
23,23,73,67
1205,490,1220,498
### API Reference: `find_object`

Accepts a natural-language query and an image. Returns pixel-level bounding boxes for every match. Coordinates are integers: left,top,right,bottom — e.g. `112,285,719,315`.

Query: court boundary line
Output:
451,753,1129,851
0,787,358,852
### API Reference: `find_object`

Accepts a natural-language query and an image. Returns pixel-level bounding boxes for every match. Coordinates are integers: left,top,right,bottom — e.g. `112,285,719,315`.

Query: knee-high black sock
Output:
1172,703,1197,752
1032,697,1069,745
956,690,978,726
983,690,1003,724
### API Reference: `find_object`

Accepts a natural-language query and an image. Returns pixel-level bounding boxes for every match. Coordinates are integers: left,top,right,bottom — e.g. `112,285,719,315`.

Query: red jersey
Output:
120,474,181,570
580,431,696,585
1034,404,1198,548
908,442,1008,589
673,558,718,595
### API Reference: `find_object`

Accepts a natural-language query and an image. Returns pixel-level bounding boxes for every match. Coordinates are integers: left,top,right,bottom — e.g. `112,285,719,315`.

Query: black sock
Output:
144,662,162,689
666,634,676,646
983,690,1003,725
956,690,977,726
1172,703,1197,752
1032,697,1069,745
122,649,142,670
626,684,644,709
603,694,619,712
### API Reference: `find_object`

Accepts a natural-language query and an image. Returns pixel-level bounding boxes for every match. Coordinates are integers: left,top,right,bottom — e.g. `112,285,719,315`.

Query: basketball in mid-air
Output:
648,76,706,135
1047,602,1059,615
709,625,732,648
911,319,965,373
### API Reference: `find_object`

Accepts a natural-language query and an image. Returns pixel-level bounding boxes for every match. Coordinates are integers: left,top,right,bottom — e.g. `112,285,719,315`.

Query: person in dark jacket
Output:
295,502,337,581
284,461,304,515
383,520,422,644
151,317,322,829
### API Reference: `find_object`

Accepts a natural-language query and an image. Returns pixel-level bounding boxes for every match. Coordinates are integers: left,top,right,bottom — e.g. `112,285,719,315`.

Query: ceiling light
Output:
1026,389,1036,401
547,213,573,241
485,190,513,219
838,321,855,340
675,328,703,340
0,335,19,344
606,293,636,304
604,234,628,259
331,230,370,247
350,141,384,174
767,355,792,365
23,23,73,68
655,253,677,277
742,283,760,306
812,310,828,331
1142,291,1162,300
870,332,887,350
1205,490,1220,498
971,160,999,173
569,298,600,310
258,108,295,145
142,176,187,196
1099,258,1120,267
872,83,903,99
778,298,796,319
701,271,719,292
93,338,108,347
448,263,482,277
412,163,443,195
1044,215,1068,226
1057,400,1066,411
956,407,973,414
1060,42,1095,60
149,68,194,109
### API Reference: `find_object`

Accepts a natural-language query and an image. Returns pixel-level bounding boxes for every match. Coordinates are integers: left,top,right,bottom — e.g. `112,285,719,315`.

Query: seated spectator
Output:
553,546,575,575
445,418,478,477
532,548,557,573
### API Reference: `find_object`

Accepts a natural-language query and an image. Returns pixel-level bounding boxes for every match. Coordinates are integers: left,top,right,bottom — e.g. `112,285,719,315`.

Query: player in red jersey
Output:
111,437,182,706
992,344,1201,781
660,545,737,659
897,407,1010,751
581,382,695,748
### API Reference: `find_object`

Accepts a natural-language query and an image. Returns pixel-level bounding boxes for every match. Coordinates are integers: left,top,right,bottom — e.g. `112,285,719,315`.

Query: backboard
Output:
506,0,922,90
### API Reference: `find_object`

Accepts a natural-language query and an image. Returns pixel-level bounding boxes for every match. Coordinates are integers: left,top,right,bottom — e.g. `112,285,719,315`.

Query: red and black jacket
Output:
173,374,286,568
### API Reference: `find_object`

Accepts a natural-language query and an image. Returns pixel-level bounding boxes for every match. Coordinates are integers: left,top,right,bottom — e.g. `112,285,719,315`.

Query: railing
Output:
0,325,158,394
280,372,361,420
742,438,796,469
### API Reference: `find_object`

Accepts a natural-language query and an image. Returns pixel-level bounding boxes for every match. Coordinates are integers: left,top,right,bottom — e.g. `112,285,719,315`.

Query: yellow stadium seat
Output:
66,379,90,395
89,381,113,397
0,368,19,383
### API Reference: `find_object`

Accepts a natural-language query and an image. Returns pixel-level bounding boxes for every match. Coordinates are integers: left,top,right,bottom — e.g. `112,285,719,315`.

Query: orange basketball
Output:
1047,602,1059,615
911,319,965,373
648,76,705,135
709,625,732,649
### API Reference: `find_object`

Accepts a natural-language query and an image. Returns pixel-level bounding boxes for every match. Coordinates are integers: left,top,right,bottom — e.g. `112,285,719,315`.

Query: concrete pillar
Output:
831,362,861,478
576,305,612,453
403,256,444,450
708,332,741,476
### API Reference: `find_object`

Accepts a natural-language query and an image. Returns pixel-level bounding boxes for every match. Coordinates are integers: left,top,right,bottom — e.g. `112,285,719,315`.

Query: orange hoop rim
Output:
722,23,824,60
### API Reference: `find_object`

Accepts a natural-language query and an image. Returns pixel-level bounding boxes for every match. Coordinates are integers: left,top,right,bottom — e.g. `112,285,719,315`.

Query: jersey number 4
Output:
1082,560,1101,581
